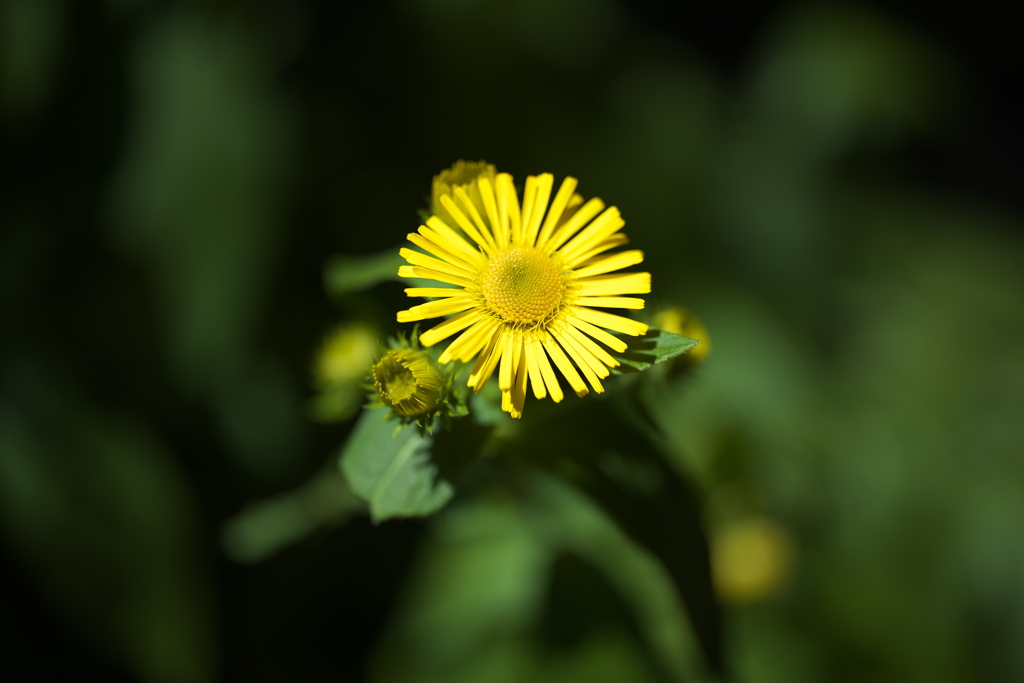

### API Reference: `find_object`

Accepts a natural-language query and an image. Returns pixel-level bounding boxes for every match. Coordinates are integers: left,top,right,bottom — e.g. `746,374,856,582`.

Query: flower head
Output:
397,166,650,418
431,160,497,228
314,322,379,388
367,331,469,431
712,518,794,604
310,322,380,423
372,348,444,418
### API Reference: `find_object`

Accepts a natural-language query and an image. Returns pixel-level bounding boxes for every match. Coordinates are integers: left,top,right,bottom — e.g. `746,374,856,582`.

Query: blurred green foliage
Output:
2,0,1023,682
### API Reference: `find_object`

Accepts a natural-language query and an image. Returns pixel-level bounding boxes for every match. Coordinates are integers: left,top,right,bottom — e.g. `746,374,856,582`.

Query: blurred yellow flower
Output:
314,322,378,387
372,348,443,418
398,166,650,418
653,307,711,362
711,517,794,604
431,160,497,229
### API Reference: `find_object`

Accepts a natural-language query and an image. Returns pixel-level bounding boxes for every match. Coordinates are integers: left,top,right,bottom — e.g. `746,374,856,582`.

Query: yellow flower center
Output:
480,246,565,325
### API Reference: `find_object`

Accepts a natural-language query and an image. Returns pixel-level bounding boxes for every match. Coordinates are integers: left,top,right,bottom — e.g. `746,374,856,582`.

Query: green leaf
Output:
339,407,453,521
222,468,362,563
498,399,723,678
324,248,405,296
0,361,217,683
611,329,702,374
308,384,364,423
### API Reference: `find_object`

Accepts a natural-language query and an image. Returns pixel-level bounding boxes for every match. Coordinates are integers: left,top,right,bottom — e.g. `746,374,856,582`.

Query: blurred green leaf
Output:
222,468,362,563
0,0,65,120
0,360,216,683
324,249,405,296
371,498,549,681
308,383,365,423
568,452,720,678
611,329,701,373
525,473,713,683
340,407,453,521
370,487,670,683
108,11,293,391
105,9,300,479
494,398,722,678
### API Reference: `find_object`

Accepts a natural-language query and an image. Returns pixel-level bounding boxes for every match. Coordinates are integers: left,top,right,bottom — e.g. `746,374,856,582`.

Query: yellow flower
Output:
431,160,497,228
397,170,650,418
652,307,711,362
711,518,794,603
314,322,378,387
372,348,444,418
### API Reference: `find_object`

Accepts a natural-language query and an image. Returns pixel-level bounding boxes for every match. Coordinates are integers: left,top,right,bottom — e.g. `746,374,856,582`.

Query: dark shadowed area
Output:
2,1,1023,681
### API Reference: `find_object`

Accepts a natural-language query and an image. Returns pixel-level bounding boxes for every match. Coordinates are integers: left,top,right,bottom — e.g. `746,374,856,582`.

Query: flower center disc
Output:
480,246,565,325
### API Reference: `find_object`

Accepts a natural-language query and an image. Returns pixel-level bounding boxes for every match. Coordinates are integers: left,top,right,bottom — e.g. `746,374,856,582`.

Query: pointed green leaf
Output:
339,407,453,521
611,329,702,374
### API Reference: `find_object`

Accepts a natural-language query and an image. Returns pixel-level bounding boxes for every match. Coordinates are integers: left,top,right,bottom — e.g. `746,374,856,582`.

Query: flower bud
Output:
372,348,443,418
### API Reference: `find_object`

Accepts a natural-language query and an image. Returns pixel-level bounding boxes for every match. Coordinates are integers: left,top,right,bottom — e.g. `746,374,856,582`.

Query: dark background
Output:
2,1,1023,681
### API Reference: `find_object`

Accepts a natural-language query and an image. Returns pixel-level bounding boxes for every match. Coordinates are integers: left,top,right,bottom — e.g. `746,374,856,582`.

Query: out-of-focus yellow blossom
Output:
314,322,378,387
430,160,497,228
711,517,794,603
653,307,711,362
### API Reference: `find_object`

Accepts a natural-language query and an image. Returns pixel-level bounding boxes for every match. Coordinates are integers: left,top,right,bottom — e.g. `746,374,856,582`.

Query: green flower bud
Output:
372,348,443,418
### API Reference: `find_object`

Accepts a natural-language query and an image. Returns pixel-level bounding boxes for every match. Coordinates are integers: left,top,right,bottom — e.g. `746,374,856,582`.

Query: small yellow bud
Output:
372,348,443,418
711,518,794,604
431,160,497,226
315,323,378,387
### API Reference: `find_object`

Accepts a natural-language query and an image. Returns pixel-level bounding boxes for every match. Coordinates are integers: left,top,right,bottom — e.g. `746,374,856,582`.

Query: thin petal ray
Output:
536,176,578,249
525,340,547,399
575,296,646,310
400,248,474,280
477,176,505,249
542,332,588,397
438,317,499,363
397,296,475,322
565,314,628,353
468,331,503,391
533,341,564,402
554,330,607,393
523,174,553,245
572,250,645,279
572,306,649,336
576,272,651,296
399,265,472,288
404,287,465,298
559,322,619,368
422,218,485,264
419,309,486,346
454,186,498,254
407,233,477,271
559,207,626,263
542,197,606,255
570,233,629,265
498,174,523,244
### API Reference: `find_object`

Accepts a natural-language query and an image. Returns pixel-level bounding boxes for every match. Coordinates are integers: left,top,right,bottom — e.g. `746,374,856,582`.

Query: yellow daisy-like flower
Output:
397,171,650,418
